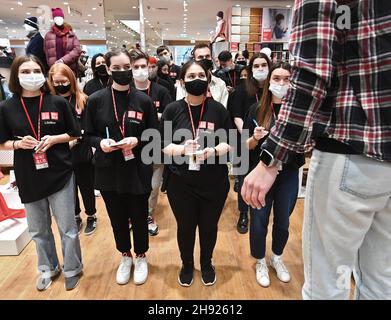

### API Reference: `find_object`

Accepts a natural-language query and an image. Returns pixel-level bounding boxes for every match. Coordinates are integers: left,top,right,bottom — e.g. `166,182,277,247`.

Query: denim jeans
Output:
302,150,391,300
249,166,299,259
24,174,83,279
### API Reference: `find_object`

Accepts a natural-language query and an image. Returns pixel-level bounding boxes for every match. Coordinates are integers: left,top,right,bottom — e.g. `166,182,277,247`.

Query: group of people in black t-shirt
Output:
0,43,301,291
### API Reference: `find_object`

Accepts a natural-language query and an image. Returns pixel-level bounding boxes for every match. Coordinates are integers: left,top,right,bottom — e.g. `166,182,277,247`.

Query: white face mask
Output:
19,73,46,92
253,69,268,81
24,24,37,32
269,83,289,99
132,68,149,82
53,17,64,26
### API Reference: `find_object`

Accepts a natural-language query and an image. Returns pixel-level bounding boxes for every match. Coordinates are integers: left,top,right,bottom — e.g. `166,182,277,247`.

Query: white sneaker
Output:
148,216,159,236
116,256,132,285
134,256,148,285
256,259,270,287
94,189,101,197
270,255,291,283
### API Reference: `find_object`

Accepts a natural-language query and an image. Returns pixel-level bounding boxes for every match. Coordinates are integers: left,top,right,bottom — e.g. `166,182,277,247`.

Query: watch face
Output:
259,149,273,166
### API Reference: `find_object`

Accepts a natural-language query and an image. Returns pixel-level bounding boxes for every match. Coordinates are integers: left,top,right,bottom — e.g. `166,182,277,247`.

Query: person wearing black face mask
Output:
83,53,110,96
48,63,97,236
235,52,247,67
215,50,244,93
84,48,158,286
156,59,176,100
176,44,228,108
160,60,232,287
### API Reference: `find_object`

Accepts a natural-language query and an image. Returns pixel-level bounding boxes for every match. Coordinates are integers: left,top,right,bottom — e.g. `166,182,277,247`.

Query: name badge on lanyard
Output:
33,153,49,170
186,98,206,171
112,87,135,162
20,94,49,170
122,148,135,161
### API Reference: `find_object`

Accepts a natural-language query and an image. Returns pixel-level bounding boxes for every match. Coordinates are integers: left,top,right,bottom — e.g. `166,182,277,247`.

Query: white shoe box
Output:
0,172,31,255
0,218,30,256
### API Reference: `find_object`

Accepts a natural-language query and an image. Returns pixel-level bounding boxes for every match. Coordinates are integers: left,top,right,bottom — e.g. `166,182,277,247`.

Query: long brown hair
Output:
48,63,87,111
245,52,271,97
256,62,291,129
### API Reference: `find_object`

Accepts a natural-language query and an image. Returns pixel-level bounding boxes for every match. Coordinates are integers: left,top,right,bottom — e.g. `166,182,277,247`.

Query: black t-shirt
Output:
84,86,158,194
155,76,176,101
67,94,92,164
169,64,181,82
0,94,81,203
83,76,109,96
228,83,263,121
243,102,305,172
139,81,172,116
215,65,244,88
160,98,232,195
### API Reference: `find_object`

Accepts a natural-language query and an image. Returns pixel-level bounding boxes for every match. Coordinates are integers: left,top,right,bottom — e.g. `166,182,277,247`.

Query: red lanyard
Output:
228,71,236,87
186,97,206,139
111,87,130,138
20,94,43,141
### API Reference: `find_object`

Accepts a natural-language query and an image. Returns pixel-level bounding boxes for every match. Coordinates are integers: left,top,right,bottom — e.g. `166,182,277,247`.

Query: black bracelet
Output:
213,147,218,156
12,140,18,150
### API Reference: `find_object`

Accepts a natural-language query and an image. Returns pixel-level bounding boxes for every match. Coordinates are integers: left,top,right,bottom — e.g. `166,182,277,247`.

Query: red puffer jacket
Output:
44,28,81,73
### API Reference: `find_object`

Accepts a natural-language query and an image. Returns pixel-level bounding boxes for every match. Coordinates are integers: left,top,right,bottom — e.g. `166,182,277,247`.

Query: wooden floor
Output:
0,176,304,300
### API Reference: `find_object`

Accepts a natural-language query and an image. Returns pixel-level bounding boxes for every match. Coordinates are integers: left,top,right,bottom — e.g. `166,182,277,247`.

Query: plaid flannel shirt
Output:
263,0,391,162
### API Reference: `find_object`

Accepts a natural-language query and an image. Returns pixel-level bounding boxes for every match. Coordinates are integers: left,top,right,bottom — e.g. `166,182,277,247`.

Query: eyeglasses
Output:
53,81,70,86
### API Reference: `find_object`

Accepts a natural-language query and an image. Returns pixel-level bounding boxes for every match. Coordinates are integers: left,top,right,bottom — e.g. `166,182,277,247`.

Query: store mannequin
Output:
44,7,81,74
24,17,48,73
210,11,226,44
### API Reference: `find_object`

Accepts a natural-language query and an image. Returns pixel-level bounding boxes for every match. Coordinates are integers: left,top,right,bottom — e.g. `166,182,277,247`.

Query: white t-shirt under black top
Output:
0,93,81,203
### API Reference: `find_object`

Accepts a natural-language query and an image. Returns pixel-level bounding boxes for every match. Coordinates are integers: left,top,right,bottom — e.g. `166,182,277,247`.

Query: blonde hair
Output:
48,63,87,111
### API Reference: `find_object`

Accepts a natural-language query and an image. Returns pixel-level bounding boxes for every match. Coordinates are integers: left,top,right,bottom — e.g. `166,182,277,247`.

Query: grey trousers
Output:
302,150,391,300
24,174,83,279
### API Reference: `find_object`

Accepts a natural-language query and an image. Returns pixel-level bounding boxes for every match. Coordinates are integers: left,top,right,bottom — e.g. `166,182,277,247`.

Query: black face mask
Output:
96,64,108,77
199,59,213,71
236,60,247,67
185,79,208,96
111,70,132,86
54,84,71,95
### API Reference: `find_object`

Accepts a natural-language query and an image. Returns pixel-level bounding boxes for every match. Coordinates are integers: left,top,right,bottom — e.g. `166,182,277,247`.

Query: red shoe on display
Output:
0,193,25,222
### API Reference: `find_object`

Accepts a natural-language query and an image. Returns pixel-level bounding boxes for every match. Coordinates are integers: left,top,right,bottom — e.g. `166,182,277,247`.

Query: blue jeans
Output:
302,150,391,300
250,166,299,259
24,174,83,279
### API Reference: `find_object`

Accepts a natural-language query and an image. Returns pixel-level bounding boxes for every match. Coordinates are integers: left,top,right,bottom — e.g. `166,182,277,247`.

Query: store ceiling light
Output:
17,2,23,6
92,7,96,10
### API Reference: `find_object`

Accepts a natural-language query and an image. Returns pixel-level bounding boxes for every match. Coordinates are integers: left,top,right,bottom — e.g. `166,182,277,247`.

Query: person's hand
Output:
184,138,200,155
36,135,58,153
17,135,38,150
100,139,118,153
253,127,269,141
200,147,215,161
116,137,138,150
227,86,234,93
241,161,279,209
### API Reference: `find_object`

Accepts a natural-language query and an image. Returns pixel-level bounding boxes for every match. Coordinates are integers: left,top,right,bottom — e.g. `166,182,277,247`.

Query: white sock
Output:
272,253,282,260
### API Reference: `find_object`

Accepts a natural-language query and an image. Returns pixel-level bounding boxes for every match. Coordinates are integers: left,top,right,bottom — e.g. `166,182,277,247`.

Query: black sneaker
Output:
236,212,248,234
84,217,97,235
201,263,216,286
178,263,194,287
75,216,82,234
